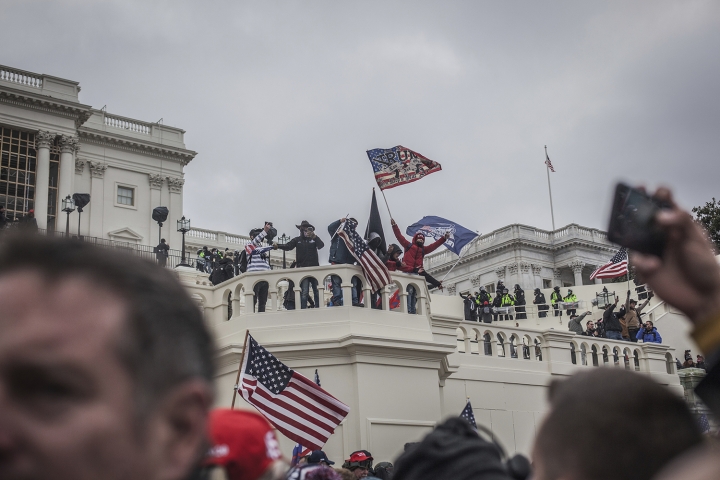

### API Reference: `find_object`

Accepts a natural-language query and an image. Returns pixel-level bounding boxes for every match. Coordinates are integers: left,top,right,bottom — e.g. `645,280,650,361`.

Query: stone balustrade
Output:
187,227,220,241
104,112,152,134
0,65,43,88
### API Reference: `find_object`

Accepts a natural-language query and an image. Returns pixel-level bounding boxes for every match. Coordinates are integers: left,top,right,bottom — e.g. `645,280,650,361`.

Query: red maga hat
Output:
204,409,283,480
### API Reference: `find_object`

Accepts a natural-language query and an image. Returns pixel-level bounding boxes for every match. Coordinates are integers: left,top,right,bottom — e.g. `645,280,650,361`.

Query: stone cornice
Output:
78,128,197,166
0,84,92,128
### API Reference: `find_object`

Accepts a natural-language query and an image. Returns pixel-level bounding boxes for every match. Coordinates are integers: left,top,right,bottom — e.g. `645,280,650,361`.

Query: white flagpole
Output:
545,145,556,231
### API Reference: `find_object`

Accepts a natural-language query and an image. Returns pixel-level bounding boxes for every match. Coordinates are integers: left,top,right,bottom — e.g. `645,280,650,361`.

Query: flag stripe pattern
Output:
545,152,556,172
367,146,442,190
338,220,393,292
589,247,628,280
239,335,350,451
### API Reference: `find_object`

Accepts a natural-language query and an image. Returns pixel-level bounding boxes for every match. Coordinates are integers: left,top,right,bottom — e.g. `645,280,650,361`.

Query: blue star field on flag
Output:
244,336,293,395
460,400,477,429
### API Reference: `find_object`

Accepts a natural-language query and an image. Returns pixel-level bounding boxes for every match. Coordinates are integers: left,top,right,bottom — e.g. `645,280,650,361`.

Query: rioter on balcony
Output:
242,222,277,312
276,220,324,309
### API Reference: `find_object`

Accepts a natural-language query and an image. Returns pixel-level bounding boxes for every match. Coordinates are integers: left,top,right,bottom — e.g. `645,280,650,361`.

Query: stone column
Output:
58,135,79,206
148,174,165,243
569,260,585,287
34,131,55,230
88,162,107,238
166,176,185,248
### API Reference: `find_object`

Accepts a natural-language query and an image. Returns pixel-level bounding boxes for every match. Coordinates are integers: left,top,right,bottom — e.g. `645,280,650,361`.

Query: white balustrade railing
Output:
187,227,219,241
225,234,251,245
183,264,432,324
0,65,43,88
104,113,152,134
456,322,545,361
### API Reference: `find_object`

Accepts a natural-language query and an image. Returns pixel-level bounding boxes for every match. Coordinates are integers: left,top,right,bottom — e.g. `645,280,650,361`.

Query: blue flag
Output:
406,216,478,256
460,400,477,429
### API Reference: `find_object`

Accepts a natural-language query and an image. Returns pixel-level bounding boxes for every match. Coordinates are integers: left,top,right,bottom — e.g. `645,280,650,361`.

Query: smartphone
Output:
607,183,669,258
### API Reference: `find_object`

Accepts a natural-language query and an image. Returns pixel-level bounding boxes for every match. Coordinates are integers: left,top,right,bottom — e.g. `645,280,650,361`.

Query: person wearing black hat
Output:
307,450,335,467
276,220,325,309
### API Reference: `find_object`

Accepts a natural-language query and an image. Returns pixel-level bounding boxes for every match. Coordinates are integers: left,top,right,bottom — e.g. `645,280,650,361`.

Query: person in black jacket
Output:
514,284,527,319
603,296,623,340
155,238,169,267
276,220,324,309
460,292,477,321
492,291,503,322
533,288,548,318
18,209,38,232
327,217,360,306
0,205,8,232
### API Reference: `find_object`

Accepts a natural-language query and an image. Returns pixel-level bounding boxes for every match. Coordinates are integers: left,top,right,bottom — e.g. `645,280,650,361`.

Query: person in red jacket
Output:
391,219,449,313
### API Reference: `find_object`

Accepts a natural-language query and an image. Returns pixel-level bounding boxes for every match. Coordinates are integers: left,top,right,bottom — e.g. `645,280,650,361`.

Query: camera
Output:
607,183,671,257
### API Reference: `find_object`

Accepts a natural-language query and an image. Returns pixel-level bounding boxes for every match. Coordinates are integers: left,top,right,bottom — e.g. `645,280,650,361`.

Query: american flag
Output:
460,400,477,429
366,146,442,190
338,220,393,292
238,335,350,450
545,151,556,172
589,247,628,280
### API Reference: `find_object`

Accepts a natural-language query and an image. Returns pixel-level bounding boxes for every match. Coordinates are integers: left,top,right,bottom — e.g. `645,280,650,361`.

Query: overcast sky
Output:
2,1,719,245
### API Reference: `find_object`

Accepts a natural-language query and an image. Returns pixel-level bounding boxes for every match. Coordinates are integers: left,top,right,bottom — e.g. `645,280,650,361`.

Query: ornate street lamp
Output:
278,233,290,269
177,216,191,267
61,195,75,237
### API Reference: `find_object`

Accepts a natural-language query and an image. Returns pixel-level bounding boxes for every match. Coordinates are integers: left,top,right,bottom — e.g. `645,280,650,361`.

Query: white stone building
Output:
0,64,195,248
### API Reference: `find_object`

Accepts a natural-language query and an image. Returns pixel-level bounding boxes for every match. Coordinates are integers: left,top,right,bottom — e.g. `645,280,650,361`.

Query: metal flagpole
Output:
545,145,556,231
231,329,250,409
440,237,478,283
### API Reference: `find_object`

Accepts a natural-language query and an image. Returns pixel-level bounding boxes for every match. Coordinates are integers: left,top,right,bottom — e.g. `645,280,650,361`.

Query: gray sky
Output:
3,1,719,246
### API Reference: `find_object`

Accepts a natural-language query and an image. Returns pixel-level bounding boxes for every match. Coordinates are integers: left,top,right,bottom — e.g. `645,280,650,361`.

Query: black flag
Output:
364,189,387,257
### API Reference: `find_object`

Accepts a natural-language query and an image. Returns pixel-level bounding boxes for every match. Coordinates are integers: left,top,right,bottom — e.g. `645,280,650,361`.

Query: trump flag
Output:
406,216,478,256
366,146,442,190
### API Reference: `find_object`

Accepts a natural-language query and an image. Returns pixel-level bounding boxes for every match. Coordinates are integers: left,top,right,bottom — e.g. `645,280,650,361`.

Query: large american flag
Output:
238,335,350,450
589,247,628,280
338,220,393,293
367,146,442,190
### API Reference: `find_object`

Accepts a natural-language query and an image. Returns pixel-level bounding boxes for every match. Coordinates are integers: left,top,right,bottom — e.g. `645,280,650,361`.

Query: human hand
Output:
631,187,720,327
614,297,619,304
648,291,655,300
272,242,278,249
341,218,346,223
627,290,631,297
391,218,396,226
444,232,451,240
264,222,272,232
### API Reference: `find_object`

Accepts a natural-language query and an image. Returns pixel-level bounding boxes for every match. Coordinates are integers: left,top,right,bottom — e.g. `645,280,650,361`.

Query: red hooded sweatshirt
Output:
392,224,446,273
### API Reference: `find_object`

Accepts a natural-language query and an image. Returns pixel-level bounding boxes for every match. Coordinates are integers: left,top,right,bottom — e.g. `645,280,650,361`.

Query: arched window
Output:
570,343,577,365
483,333,492,356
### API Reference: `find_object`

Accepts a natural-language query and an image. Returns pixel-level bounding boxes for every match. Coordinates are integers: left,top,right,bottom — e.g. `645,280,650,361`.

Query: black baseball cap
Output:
307,450,334,465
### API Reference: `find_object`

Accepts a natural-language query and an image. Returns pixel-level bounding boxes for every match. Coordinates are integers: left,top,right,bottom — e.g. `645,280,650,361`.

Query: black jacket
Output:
0,211,7,229
603,303,622,332
278,234,324,268
514,288,526,306
327,220,355,265
476,291,492,305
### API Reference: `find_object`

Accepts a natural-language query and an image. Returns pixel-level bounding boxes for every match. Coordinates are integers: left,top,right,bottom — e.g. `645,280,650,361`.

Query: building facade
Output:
0,64,196,247
424,223,619,296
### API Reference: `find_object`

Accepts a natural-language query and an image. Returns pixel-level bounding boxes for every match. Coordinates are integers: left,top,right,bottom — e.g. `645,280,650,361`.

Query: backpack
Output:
483,306,491,314
238,250,248,274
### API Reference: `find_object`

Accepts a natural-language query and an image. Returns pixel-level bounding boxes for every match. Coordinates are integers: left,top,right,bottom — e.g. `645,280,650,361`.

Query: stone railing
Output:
180,264,431,325
424,223,613,270
455,322,677,377
187,227,219,241
104,113,152,134
0,65,43,88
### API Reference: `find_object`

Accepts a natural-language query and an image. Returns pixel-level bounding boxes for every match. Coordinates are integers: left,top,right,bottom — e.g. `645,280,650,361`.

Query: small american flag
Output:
460,400,477,429
590,247,628,280
545,151,556,172
238,335,350,450
338,220,393,293
698,413,710,433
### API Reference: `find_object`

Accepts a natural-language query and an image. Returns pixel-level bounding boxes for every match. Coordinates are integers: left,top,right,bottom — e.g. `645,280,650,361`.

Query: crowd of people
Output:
195,217,450,314
1,186,720,480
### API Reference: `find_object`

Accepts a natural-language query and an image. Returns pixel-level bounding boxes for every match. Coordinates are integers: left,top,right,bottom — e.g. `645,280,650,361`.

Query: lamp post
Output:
278,233,290,269
61,195,75,237
177,216,191,267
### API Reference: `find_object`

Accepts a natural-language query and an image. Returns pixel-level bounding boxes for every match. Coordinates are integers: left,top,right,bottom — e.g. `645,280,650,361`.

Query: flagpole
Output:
545,145,556,231
378,187,393,219
440,240,475,283
231,329,250,409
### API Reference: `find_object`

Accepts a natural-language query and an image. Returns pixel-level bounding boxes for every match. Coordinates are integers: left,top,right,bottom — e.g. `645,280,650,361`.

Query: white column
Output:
148,174,164,245
570,261,585,287
34,131,54,230
167,176,185,249
58,135,78,206
88,162,107,238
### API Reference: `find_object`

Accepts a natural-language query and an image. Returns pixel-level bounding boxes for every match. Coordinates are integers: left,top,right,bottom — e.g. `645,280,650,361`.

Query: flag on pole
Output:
338,219,393,292
291,369,324,465
364,189,387,256
406,216,478,256
460,400,477,429
589,248,629,280
545,150,556,172
238,335,350,451
367,146,442,190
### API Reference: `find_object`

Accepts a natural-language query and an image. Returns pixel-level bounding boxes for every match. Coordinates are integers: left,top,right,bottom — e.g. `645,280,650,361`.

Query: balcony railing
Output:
104,113,152,135
0,65,43,88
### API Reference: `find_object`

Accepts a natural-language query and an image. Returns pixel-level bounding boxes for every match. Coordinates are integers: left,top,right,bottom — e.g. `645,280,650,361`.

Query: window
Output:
485,283,495,294
542,279,552,288
117,186,134,206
